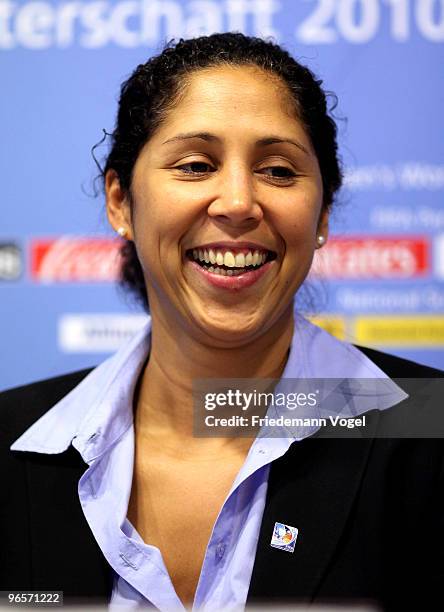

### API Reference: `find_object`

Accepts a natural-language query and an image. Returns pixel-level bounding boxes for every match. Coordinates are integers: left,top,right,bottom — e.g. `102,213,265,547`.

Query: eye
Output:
175,161,215,175
173,161,298,182
258,166,298,181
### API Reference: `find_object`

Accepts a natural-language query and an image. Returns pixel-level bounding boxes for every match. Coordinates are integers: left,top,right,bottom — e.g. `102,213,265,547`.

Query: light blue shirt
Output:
11,314,407,610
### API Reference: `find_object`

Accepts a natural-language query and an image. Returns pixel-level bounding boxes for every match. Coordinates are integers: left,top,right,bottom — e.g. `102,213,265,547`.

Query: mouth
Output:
185,245,277,277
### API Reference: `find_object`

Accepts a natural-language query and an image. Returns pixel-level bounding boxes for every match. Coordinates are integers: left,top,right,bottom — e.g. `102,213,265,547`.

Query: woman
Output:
1,32,443,611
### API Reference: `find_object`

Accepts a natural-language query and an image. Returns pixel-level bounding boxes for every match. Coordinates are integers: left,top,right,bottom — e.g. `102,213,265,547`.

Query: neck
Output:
134,303,294,454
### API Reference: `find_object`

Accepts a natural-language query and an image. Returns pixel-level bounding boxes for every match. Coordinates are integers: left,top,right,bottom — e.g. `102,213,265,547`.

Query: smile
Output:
186,246,277,277
185,244,277,290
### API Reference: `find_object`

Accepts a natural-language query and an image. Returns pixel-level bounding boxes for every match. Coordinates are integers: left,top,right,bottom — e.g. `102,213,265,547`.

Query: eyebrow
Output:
161,131,310,156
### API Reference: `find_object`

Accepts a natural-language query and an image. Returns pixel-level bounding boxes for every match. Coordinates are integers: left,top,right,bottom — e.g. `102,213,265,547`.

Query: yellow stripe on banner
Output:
354,316,444,347
308,316,346,341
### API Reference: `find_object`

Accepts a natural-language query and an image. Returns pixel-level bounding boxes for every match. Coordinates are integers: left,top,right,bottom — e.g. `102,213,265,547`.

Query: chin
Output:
192,310,270,346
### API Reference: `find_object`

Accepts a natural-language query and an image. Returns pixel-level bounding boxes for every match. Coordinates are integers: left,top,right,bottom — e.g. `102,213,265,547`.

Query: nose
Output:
207,164,263,227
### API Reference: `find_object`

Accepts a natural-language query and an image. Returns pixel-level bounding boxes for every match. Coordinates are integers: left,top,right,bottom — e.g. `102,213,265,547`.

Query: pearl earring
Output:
317,235,325,246
117,227,127,238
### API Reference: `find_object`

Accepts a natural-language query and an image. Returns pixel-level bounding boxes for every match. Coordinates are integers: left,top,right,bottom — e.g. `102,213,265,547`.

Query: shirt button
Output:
216,542,226,560
256,447,267,455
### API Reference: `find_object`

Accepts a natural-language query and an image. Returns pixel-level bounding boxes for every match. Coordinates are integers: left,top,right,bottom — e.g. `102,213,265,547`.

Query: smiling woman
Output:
1,32,443,612
105,57,328,344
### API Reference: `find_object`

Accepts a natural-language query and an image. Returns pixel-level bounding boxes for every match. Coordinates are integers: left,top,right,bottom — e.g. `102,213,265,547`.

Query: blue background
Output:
1,0,443,390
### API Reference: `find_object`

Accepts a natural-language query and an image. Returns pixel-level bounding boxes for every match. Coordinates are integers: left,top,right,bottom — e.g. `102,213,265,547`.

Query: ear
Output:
105,169,134,240
315,206,329,249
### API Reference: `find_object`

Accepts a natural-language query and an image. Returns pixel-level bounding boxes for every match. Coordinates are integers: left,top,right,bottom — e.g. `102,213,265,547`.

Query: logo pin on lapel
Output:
270,522,299,553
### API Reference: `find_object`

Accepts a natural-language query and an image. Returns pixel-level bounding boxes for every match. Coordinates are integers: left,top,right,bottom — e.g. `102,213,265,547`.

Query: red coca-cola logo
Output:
311,236,429,279
30,237,121,282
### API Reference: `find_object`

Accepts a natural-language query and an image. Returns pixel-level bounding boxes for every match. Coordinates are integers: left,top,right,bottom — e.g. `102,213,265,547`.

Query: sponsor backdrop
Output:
1,0,443,390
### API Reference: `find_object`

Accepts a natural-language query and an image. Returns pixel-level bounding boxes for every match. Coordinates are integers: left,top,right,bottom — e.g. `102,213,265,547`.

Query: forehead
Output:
183,65,296,113
152,65,305,143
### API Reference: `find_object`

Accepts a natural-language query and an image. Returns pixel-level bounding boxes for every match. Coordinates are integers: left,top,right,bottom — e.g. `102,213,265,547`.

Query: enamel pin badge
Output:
270,522,299,553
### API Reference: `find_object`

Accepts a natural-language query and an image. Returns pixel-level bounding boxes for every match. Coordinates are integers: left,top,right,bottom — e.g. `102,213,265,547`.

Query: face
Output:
107,65,327,345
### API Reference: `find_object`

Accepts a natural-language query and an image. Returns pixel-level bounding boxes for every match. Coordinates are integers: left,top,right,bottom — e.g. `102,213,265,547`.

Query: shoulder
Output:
353,345,443,439
0,369,93,447
353,344,443,377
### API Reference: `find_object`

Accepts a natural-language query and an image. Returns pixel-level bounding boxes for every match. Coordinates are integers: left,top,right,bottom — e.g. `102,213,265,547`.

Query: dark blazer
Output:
1,346,443,611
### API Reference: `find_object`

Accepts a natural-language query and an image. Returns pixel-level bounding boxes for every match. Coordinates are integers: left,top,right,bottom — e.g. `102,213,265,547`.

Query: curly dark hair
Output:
100,32,343,312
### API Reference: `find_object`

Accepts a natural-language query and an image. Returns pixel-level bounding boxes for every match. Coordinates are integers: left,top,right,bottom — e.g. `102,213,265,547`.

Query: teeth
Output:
223,251,236,267
218,267,248,277
235,253,246,267
191,247,269,268
207,266,247,276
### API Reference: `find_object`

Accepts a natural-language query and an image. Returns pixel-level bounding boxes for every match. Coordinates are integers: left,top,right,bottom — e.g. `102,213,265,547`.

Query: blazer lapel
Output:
25,447,113,602
22,410,379,605
247,412,379,605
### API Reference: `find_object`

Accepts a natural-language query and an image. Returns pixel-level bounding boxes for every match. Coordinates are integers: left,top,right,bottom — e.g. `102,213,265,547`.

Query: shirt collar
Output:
254,313,408,440
10,314,407,459
10,317,151,463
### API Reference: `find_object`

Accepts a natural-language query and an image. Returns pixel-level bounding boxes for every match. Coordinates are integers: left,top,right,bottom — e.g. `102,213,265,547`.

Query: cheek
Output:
132,188,191,246
276,207,321,250
269,180,323,237
131,192,196,280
